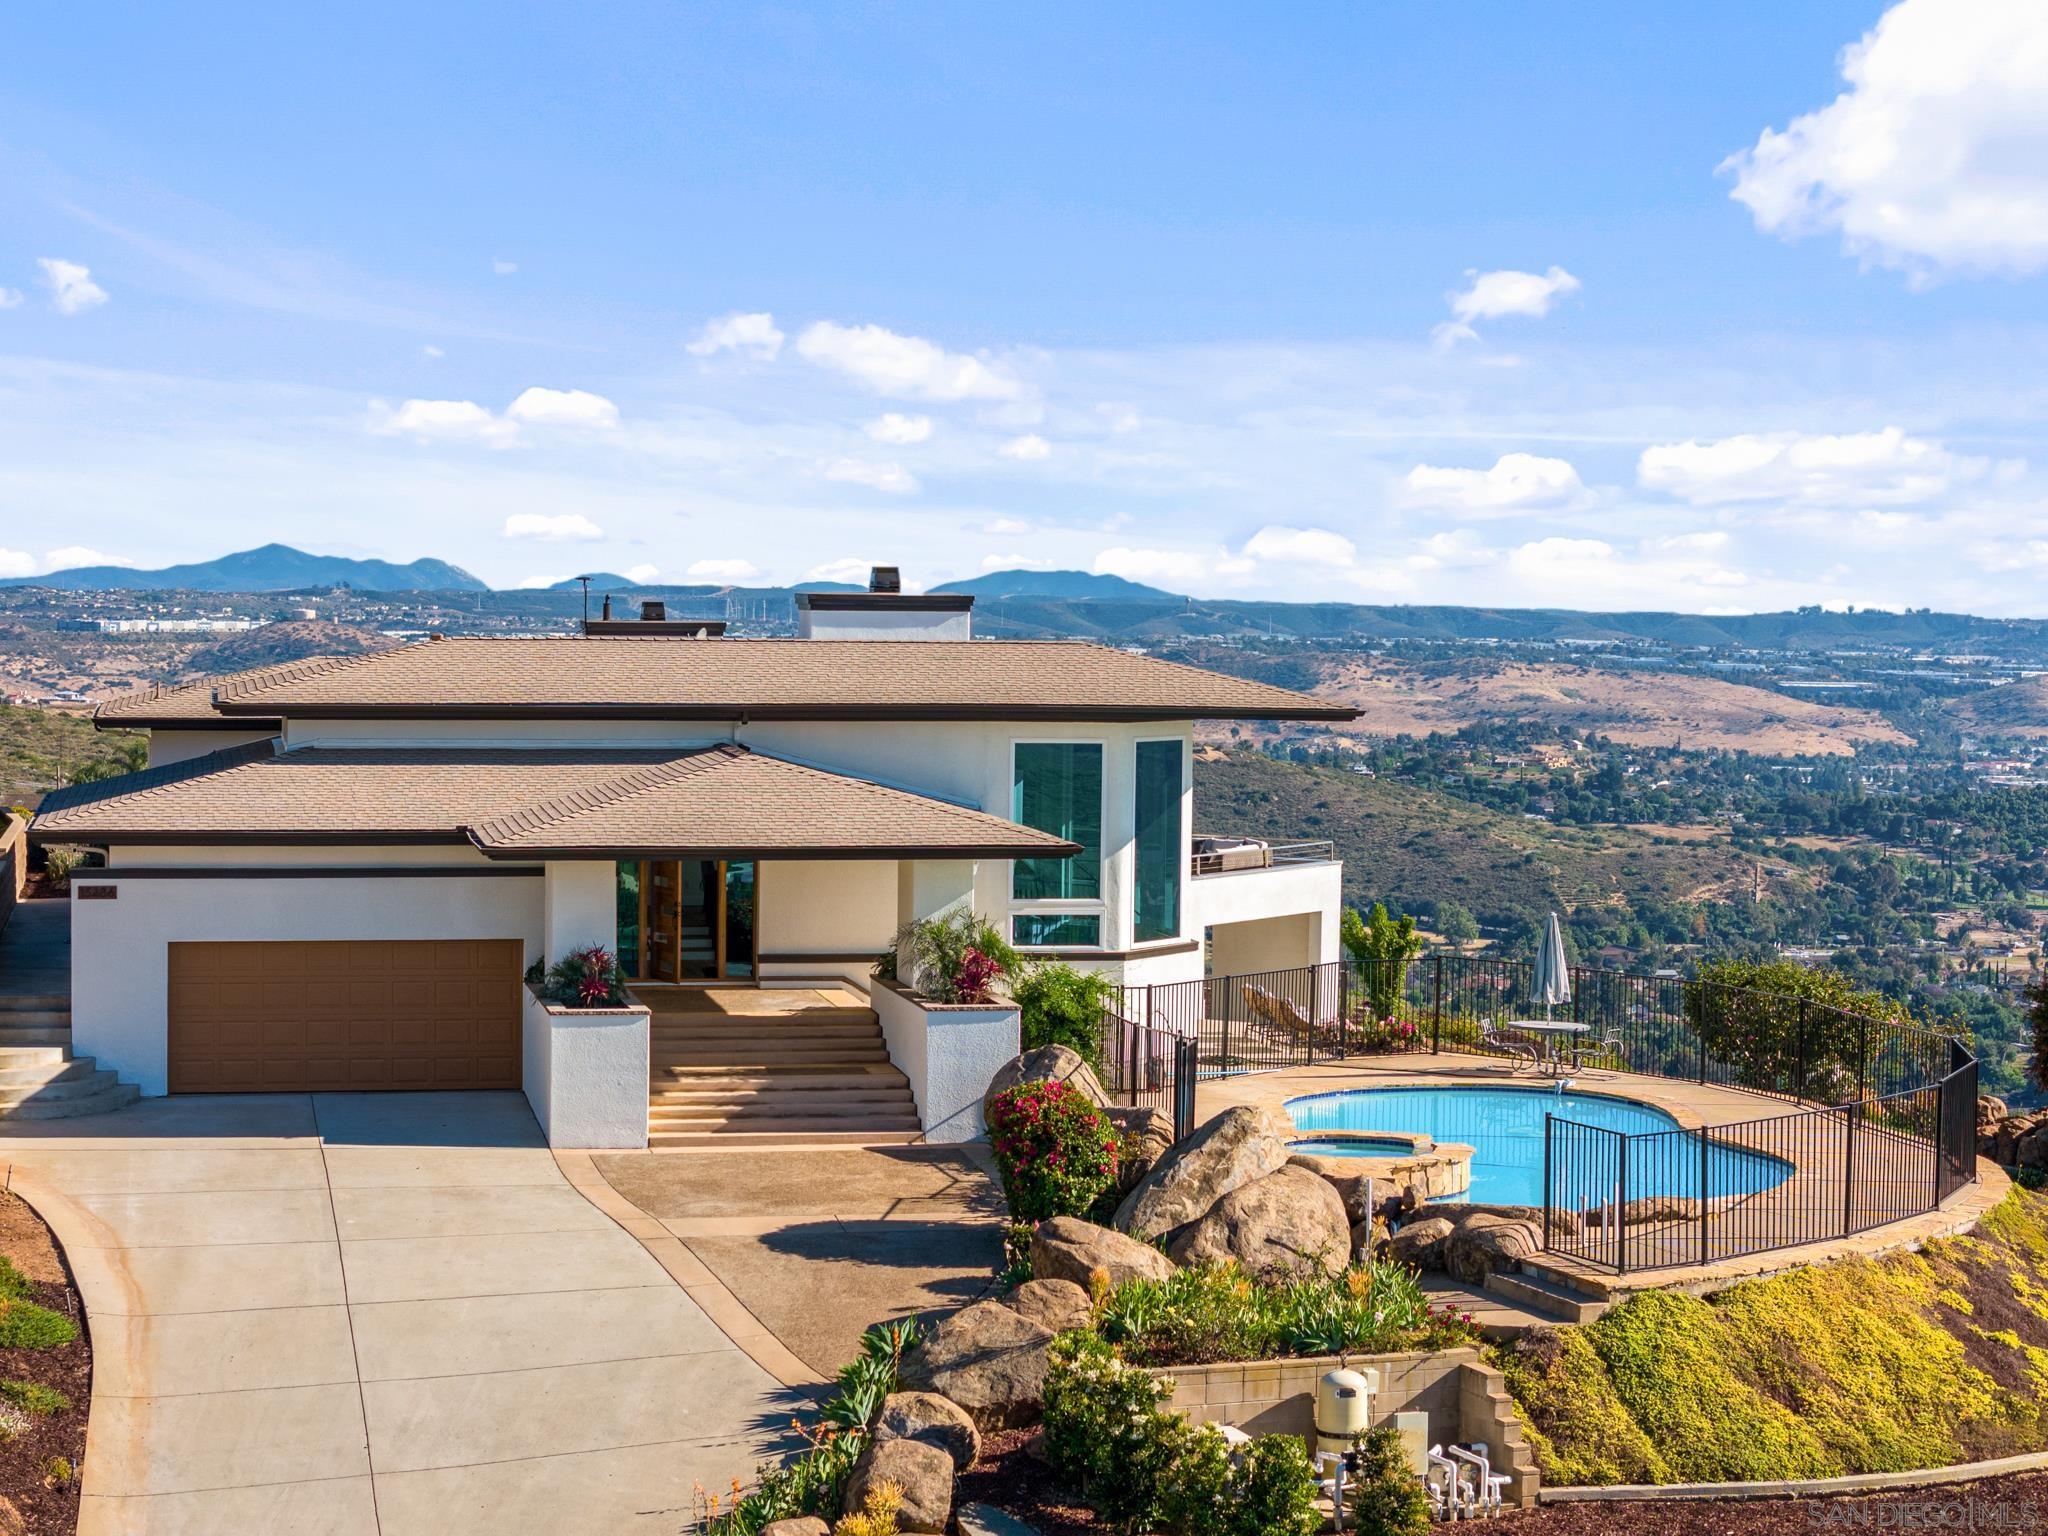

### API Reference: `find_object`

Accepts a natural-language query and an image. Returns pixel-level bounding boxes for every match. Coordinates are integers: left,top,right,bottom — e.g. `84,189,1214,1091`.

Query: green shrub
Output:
987,1080,1118,1223
1685,956,1914,1097
1341,904,1421,1021
540,944,629,1008
1012,961,1118,1069
0,1381,67,1418
700,1318,920,1534
1097,1260,1473,1367
1042,1332,1185,1535
1490,1327,1669,1485
1345,1425,1432,1536
0,1258,32,1302
877,908,1019,1003
0,1299,76,1351
1229,1433,1325,1536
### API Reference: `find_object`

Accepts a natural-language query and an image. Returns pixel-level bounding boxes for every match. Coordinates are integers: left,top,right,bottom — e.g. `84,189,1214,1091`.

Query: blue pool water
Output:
1286,1086,1794,1208
1291,1137,1420,1158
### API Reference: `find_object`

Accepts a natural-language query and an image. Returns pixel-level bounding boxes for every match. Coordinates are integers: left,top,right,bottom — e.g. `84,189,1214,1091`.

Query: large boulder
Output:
760,1520,830,1536
1165,1164,1352,1278
1112,1104,1294,1241
984,1046,1111,1122
875,1390,980,1471
900,1299,1056,1430
1105,1105,1175,1197
1006,1278,1094,1335
1031,1216,1175,1292
1382,1215,1455,1272
844,1434,955,1533
1289,1153,1376,1225
1443,1212,1542,1285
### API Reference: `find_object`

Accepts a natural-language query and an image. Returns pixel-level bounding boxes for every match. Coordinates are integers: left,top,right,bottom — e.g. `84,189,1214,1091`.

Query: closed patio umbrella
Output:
1532,911,1572,1020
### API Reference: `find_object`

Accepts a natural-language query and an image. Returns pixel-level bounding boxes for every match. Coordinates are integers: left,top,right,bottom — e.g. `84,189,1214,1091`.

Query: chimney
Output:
794,562,973,641
600,594,612,621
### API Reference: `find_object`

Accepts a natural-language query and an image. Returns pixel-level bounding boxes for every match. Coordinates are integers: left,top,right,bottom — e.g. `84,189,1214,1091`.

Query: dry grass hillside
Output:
1947,675,2048,738
1218,657,1910,755
1193,752,1804,924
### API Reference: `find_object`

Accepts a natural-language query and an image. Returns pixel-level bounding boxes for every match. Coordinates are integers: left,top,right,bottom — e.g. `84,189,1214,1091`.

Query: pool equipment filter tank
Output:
1314,1365,1377,1457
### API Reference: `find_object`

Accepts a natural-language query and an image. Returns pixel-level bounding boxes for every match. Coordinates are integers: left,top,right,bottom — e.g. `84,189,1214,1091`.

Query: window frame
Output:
1131,735,1187,945
1008,737,1108,951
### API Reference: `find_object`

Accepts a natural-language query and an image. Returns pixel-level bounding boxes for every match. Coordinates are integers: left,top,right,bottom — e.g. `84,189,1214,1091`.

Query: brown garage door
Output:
167,939,523,1093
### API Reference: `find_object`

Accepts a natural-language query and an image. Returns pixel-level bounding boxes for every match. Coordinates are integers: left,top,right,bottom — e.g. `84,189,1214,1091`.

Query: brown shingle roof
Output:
28,742,1080,860
94,664,292,728
207,636,1352,721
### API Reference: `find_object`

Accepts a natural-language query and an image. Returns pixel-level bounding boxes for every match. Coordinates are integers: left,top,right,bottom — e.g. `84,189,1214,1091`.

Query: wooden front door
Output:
619,859,757,983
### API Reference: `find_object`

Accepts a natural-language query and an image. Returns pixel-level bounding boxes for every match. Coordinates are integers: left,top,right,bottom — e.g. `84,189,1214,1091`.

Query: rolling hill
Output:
0,544,488,593
930,569,1178,601
1192,751,1801,928
1945,676,2048,738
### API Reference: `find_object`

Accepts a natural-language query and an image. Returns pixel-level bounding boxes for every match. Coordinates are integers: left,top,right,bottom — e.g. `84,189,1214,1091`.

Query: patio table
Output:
1503,1019,1589,1076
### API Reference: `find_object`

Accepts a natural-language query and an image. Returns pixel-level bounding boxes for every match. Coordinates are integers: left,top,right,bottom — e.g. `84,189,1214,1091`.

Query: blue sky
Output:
3,0,2046,610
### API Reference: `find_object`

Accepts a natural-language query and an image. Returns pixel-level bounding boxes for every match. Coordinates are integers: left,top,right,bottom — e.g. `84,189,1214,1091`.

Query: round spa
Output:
1286,1084,1794,1209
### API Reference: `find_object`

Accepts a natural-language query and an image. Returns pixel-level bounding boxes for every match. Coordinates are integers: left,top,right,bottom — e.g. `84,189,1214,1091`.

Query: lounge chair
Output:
1568,1031,1627,1073
1479,1020,1542,1072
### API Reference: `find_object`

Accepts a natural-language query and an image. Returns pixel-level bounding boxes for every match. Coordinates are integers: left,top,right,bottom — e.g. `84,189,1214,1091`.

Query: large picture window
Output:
1012,743,1102,902
1133,739,1184,942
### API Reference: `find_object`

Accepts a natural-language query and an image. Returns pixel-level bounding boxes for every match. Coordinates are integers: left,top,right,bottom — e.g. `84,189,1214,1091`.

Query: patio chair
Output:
1478,1020,1542,1072
1568,1031,1627,1073
1240,983,1283,1035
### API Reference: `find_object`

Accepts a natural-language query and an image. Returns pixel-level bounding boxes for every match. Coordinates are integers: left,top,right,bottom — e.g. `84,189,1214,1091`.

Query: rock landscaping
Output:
1111,1105,1293,1241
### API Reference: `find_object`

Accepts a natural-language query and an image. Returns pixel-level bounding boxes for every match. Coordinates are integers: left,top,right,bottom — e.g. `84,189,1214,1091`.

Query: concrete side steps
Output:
1489,1265,1614,1321
0,1028,72,1049
0,1054,88,1088
0,1009,70,1029
0,1074,140,1119
649,1127,923,1147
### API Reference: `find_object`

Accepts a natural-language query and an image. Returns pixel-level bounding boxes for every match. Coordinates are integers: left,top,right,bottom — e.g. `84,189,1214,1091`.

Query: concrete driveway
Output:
2,1092,796,1536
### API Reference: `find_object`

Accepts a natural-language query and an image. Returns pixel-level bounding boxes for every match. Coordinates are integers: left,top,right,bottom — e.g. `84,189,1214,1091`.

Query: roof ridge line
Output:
463,743,745,843
32,735,279,820
213,637,439,705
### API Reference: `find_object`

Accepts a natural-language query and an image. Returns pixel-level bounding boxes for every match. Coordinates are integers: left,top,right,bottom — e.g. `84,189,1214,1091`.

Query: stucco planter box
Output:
522,985,650,1149
873,977,1020,1143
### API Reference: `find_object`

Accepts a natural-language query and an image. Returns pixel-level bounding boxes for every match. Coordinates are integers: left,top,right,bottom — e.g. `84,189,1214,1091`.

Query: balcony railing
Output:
1189,835,1336,878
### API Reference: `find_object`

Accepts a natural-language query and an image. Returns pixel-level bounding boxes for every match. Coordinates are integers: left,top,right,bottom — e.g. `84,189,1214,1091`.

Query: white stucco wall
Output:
542,861,617,963
873,980,1019,1143
1189,859,1343,974
71,860,543,1096
145,730,277,768
520,989,649,1149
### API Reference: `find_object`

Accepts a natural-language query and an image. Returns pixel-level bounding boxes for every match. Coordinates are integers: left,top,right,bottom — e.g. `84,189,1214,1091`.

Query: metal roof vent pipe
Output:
794,564,974,641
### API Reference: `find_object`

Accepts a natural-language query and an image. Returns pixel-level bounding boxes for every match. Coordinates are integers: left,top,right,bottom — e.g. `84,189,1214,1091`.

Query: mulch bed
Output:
0,1190,89,1534
958,1432,2048,1535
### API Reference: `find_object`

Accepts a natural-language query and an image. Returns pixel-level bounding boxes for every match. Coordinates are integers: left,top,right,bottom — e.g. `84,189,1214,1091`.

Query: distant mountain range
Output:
0,543,486,593
929,569,1177,601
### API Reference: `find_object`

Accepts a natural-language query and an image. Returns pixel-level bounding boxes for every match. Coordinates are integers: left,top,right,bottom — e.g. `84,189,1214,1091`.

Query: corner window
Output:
1012,743,1102,901
1013,913,1102,948
1134,739,1184,942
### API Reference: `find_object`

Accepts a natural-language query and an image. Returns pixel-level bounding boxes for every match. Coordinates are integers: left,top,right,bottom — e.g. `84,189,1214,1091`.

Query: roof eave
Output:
465,837,1083,861
25,827,470,847
209,702,1357,722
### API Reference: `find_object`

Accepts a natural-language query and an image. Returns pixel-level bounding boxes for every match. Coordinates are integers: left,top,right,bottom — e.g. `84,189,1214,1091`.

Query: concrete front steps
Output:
0,995,141,1119
646,995,922,1146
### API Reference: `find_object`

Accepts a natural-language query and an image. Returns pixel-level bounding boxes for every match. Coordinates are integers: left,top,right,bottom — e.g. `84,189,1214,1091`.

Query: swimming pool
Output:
1285,1085,1794,1208
1290,1136,1424,1159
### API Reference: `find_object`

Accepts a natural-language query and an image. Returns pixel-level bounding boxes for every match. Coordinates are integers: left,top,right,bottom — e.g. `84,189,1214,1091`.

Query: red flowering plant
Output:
987,1079,1119,1223
540,945,630,1009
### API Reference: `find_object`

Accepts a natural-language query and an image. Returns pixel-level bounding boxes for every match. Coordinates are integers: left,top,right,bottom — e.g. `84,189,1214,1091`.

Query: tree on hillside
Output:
1434,901,1480,947
1343,902,1423,1020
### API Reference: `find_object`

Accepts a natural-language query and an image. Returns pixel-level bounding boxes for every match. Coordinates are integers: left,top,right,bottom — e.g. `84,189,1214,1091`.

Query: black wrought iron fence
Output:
1093,950,1980,1273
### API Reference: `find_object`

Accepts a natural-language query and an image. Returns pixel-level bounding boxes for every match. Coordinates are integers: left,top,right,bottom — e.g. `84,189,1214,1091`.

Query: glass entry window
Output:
1133,739,1184,942
617,859,757,982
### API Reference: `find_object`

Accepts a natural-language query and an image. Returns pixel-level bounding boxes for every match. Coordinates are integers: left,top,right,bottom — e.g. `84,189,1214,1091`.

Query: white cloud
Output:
375,398,518,447
686,558,763,583
492,259,518,276
0,549,35,579
686,311,785,361
1502,534,1752,604
984,517,1032,536
39,258,108,315
1407,530,1498,572
0,288,21,310
796,321,1024,401
865,412,933,444
1638,427,1976,505
824,457,919,493
44,546,133,570
982,553,1054,571
1092,546,1252,587
515,573,566,589
805,558,877,585
1241,526,1356,566
504,386,620,430
623,563,661,583
1723,0,2048,281
1402,453,1588,513
421,344,444,359
998,433,1052,461
502,512,605,541
1449,266,1581,323
1096,402,1142,434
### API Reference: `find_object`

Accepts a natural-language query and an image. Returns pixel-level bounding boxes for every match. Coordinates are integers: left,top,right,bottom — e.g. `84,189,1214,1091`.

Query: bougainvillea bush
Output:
540,945,630,1008
987,1079,1119,1222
